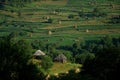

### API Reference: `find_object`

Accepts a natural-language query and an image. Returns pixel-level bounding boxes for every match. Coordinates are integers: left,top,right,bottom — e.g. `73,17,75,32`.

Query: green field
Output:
49,62,81,75
0,0,120,46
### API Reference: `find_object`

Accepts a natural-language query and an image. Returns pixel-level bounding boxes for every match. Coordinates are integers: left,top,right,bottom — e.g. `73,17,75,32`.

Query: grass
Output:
32,59,81,75
49,62,82,75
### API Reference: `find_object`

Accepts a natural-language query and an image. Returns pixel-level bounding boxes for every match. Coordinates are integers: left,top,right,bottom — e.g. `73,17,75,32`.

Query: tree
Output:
0,36,44,80
41,56,53,71
78,11,84,17
110,15,120,24
92,7,107,17
68,14,74,19
48,18,53,23
31,40,46,50
72,42,81,56
82,47,120,80
100,36,114,49
0,15,6,24
75,51,95,64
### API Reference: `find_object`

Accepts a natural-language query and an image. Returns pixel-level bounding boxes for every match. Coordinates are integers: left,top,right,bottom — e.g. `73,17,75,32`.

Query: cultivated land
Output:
0,0,120,77
0,0,120,46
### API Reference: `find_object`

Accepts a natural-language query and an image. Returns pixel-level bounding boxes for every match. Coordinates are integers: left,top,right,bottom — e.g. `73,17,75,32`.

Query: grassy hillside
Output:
0,0,120,46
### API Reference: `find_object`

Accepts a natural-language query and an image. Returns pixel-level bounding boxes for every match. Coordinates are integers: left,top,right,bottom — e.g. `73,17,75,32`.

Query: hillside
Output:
0,0,120,80
0,0,120,46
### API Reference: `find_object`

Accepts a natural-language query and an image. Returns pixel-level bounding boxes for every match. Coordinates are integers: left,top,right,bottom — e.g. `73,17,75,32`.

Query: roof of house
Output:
33,50,45,56
54,54,67,61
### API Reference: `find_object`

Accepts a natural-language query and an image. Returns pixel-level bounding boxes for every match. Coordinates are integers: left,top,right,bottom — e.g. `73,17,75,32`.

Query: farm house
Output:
33,50,46,59
54,54,67,63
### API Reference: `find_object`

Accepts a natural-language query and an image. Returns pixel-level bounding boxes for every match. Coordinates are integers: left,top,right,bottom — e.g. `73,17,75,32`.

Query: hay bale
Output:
60,38,64,41
74,39,79,42
86,29,89,33
29,33,32,37
74,25,77,28
54,73,58,76
75,68,80,73
65,71,69,74
48,31,52,35
46,16,50,19
58,20,62,24
45,74,50,80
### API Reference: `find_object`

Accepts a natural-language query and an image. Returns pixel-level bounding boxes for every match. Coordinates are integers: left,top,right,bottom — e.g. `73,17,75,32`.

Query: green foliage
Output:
78,11,84,17
31,40,46,50
72,42,81,56
57,69,80,80
71,36,120,64
110,15,120,24
82,47,120,80
68,14,74,19
0,15,6,24
92,7,107,17
17,11,22,17
48,18,53,23
19,31,27,36
49,37,120,80
41,56,53,71
75,52,95,64
0,0,31,8
0,35,44,80
100,36,115,49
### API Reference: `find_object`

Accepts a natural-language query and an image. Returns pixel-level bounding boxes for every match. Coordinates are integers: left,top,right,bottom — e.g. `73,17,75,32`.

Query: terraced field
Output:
0,0,120,45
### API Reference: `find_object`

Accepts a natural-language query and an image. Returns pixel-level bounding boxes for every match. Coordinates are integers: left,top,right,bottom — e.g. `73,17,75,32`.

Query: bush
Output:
110,15,120,24
48,18,53,23
68,14,74,19
41,56,53,71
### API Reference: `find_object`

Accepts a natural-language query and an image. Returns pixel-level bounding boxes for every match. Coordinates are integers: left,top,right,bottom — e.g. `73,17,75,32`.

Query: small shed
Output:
33,50,45,58
54,54,67,63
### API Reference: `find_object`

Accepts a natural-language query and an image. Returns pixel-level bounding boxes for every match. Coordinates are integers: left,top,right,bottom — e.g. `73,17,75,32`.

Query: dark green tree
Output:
68,14,74,19
31,40,46,50
78,11,84,17
110,15,120,24
48,18,53,23
75,52,95,64
92,7,107,17
0,36,44,80
41,56,53,71
82,47,120,80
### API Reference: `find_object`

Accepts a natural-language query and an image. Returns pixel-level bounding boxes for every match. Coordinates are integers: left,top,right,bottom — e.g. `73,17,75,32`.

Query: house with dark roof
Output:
54,54,67,63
